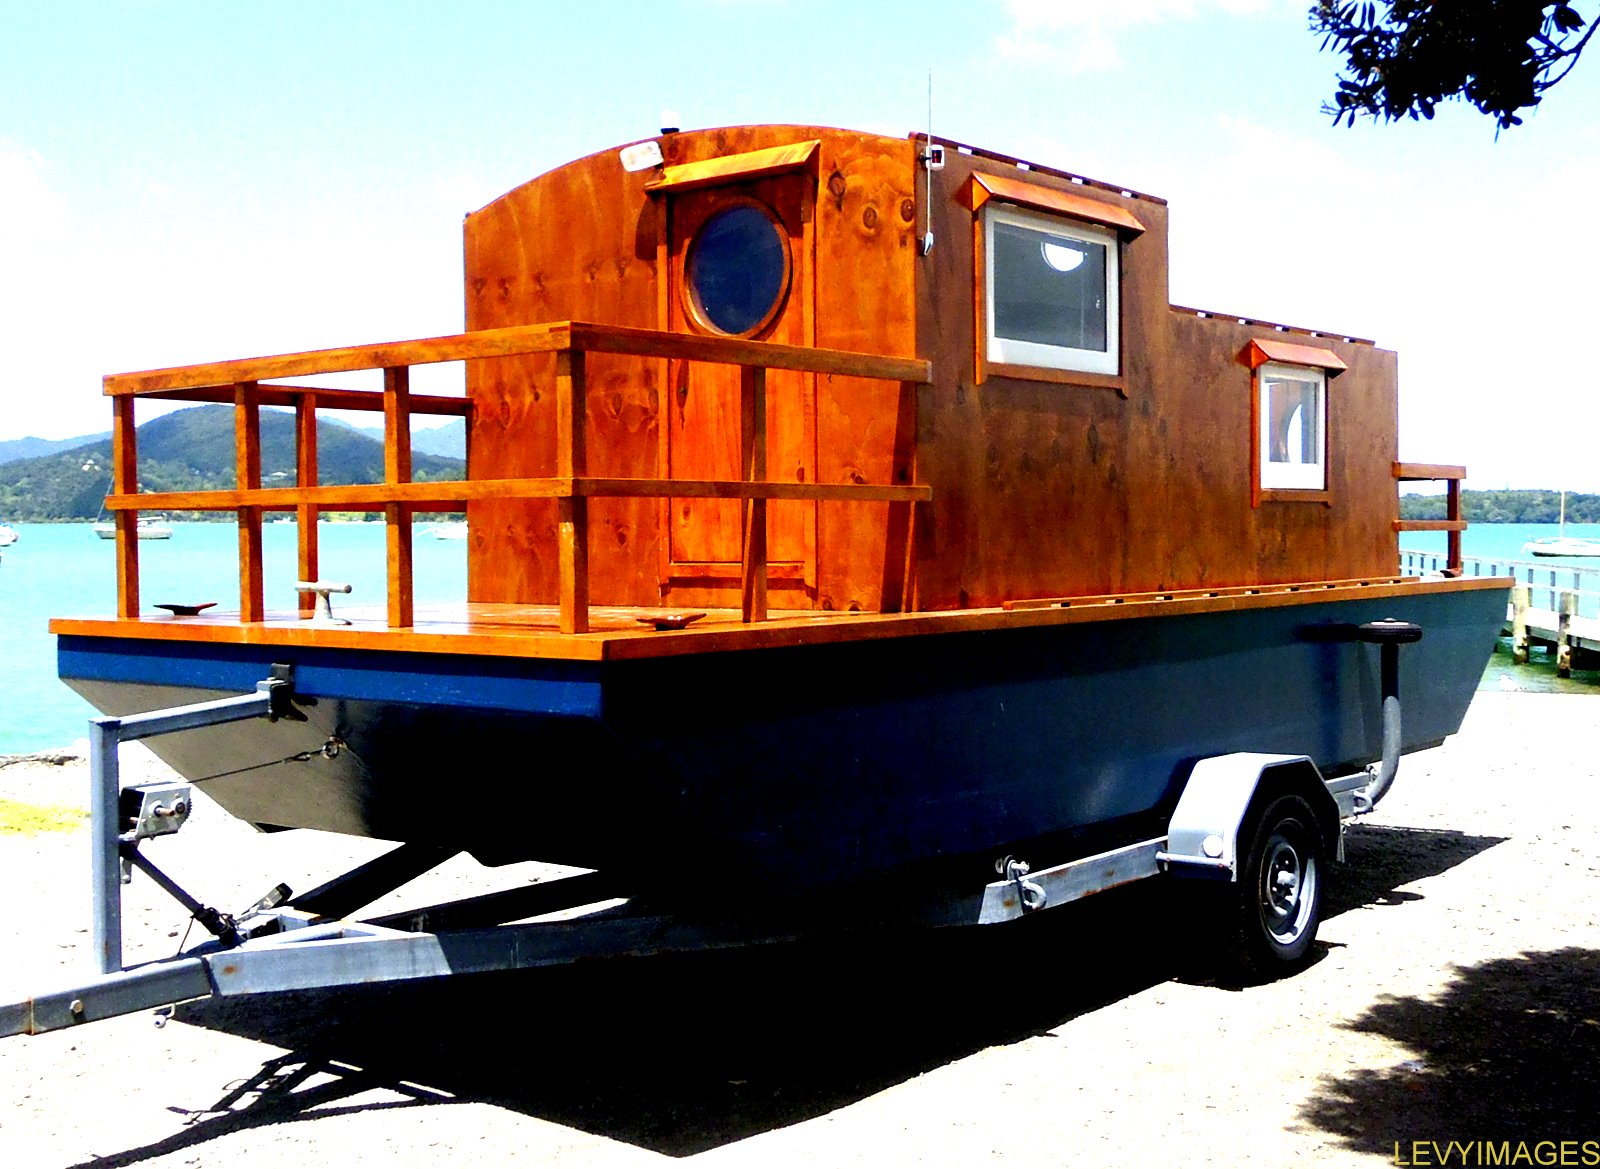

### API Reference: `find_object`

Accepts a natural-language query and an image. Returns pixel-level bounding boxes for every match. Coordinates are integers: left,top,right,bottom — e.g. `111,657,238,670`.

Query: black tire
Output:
1215,792,1326,982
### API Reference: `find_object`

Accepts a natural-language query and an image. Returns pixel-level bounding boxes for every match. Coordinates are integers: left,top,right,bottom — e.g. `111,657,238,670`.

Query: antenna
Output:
920,69,941,257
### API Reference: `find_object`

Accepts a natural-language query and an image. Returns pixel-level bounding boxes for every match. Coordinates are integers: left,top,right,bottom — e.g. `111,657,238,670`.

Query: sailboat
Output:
1522,490,1600,557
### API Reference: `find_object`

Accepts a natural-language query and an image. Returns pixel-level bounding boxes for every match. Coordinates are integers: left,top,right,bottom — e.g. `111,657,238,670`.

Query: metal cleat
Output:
294,580,353,625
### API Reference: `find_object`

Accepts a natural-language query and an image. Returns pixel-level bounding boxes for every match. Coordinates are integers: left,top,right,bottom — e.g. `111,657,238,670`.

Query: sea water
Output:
0,521,464,754
1399,521,1600,573
1,519,1594,755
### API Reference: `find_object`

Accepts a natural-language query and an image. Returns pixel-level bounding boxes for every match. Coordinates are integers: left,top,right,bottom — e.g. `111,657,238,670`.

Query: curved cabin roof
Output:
464,124,920,346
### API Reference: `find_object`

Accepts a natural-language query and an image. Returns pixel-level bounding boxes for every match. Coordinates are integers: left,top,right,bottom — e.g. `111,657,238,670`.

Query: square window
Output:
1258,363,1327,490
984,204,1119,377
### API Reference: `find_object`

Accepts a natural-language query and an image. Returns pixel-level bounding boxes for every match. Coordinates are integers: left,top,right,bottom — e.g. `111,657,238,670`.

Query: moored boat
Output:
93,515,173,540
1523,535,1600,557
1522,490,1599,556
0,522,17,547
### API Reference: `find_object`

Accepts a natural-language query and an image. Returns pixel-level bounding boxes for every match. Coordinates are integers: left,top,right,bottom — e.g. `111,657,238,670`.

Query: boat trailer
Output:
2,621,1423,1039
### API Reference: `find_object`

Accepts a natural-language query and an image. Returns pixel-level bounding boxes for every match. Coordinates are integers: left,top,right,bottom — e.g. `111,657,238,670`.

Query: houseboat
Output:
18,124,1509,1031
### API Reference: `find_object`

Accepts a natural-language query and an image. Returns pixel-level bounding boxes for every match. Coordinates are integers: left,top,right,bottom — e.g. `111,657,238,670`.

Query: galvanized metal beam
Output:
88,676,290,974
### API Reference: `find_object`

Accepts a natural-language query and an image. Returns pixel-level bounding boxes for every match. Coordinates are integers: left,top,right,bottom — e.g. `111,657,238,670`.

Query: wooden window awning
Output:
1240,338,1349,375
967,172,1145,237
644,140,821,195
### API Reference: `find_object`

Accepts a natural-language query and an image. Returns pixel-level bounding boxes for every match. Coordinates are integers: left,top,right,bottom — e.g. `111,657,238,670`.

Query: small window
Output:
1258,363,1327,490
684,201,791,337
984,203,1118,377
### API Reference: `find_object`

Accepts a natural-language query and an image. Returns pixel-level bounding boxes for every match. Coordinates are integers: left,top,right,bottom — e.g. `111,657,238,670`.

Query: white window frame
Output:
983,203,1119,377
1257,362,1327,491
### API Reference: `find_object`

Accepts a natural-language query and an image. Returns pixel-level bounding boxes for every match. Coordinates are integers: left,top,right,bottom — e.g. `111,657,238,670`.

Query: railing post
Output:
296,391,320,617
556,348,589,634
234,381,265,621
111,395,140,618
1446,478,1462,575
384,366,415,628
740,364,768,623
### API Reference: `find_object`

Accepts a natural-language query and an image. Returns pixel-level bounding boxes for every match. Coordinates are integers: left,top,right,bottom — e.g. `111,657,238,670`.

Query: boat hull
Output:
58,585,1506,904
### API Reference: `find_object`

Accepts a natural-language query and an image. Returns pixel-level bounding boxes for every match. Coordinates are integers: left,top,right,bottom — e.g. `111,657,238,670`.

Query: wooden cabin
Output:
461,124,1420,619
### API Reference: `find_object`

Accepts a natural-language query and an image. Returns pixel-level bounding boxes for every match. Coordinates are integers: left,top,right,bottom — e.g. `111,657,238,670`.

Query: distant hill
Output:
0,432,111,466
334,417,466,460
0,405,465,520
1400,489,1600,524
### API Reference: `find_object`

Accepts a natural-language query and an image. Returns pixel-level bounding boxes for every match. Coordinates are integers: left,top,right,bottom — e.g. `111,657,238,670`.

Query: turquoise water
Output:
0,521,464,755
2,519,1591,755
1399,520,1600,569
1402,522,1600,693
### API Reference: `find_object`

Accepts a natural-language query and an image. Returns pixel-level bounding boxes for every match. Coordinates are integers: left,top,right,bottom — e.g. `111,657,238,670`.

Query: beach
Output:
0,689,1596,1167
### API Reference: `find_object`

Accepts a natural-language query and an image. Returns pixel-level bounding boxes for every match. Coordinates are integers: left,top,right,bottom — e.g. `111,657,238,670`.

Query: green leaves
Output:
1311,1,1595,131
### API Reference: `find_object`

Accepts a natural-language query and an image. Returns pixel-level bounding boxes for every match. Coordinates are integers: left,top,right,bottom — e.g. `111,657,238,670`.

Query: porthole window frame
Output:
681,196,794,339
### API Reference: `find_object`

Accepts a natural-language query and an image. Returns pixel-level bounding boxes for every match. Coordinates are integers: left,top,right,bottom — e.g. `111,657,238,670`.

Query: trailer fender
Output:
1158,753,1340,882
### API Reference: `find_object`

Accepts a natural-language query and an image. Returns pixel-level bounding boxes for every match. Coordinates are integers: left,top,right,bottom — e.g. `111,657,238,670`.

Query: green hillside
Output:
1399,490,1600,524
0,405,465,520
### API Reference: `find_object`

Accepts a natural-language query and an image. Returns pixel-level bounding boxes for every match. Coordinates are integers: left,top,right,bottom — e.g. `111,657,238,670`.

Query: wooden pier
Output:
1401,549,1600,676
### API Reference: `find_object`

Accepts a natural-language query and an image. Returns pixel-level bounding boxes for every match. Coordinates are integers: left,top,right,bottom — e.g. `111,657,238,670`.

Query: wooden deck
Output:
50,575,1511,664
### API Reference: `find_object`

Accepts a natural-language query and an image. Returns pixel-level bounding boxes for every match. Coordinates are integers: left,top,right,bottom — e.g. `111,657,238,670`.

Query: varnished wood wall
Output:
462,125,1401,614
463,125,918,611
909,141,1398,609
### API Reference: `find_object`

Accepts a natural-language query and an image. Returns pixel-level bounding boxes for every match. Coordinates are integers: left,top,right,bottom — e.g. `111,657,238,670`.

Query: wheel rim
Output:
1258,822,1317,945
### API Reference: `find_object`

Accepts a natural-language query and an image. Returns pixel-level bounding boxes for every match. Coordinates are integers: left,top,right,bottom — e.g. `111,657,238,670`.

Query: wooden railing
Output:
102,321,933,633
1393,462,1466,576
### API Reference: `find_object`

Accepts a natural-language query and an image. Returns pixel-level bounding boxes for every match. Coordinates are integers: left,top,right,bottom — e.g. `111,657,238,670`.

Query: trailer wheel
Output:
1222,793,1325,981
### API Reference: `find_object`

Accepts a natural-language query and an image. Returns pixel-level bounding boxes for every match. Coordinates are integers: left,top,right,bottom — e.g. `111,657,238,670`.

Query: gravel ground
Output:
0,690,1597,1168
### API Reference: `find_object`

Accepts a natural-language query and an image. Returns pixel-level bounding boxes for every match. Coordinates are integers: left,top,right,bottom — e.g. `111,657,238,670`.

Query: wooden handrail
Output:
1393,462,1465,481
103,320,933,395
124,383,473,414
104,322,934,633
104,478,934,511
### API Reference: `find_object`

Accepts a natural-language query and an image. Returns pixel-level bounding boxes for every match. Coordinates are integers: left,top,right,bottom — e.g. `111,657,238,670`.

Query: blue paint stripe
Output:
57,636,605,717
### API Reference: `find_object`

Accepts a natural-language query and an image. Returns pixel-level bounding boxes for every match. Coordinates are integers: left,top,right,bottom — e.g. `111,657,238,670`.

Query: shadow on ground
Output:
1303,948,1600,1149
1325,823,1506,919
73,822,1502,1165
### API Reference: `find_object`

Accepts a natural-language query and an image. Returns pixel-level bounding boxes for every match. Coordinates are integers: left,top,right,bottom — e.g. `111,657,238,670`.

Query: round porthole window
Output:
684,202,791,337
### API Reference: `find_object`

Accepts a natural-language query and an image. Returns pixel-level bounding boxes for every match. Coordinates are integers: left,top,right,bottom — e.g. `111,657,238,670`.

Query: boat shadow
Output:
89,822,1501,1162
1324,821,1507,918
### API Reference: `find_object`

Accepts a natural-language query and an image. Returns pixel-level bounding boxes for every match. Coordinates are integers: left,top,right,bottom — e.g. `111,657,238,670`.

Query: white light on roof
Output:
1041,241,1085,273
619,140,664,172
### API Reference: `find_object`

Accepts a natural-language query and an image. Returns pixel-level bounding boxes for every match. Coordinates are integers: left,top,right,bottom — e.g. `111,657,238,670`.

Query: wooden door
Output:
661,175,815,605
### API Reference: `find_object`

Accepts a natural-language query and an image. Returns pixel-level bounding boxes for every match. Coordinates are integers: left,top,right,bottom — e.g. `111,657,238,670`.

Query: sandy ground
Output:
0,691,1597,1168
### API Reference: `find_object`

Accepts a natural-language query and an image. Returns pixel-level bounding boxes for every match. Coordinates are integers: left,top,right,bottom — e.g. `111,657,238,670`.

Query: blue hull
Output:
59,586,1505,902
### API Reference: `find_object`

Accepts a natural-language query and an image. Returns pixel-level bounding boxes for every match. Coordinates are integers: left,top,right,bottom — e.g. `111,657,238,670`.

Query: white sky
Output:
2,0,1596,488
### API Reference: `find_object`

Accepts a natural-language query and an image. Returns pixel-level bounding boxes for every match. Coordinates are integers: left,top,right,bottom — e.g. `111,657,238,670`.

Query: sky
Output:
2,0,1597,489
